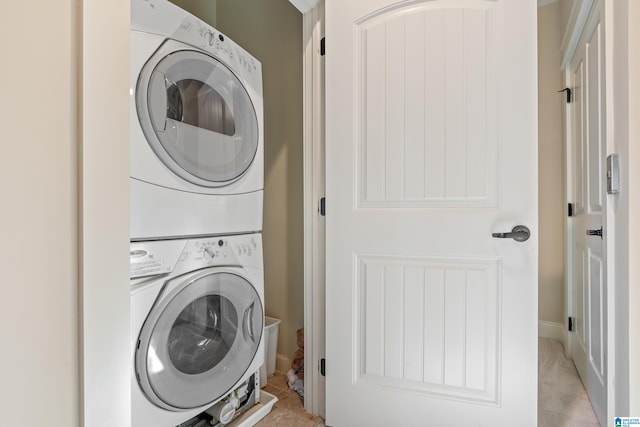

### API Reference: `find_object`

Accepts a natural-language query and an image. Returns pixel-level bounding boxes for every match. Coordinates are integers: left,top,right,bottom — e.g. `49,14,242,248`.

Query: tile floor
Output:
256,373,324,427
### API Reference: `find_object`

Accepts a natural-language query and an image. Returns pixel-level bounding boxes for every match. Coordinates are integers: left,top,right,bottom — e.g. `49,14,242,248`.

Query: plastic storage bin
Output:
259,316,281,387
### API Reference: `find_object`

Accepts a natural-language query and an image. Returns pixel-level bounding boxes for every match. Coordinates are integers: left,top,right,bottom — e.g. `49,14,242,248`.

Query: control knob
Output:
203,246,216,260
204,30,216,46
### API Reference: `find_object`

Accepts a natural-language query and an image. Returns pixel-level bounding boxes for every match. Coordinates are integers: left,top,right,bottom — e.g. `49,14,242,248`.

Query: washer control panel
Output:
193,235,260,262
130,239,187,279
130,233,263,280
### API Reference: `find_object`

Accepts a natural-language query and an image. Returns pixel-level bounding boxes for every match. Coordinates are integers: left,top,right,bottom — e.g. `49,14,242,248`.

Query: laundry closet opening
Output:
169,0,306,388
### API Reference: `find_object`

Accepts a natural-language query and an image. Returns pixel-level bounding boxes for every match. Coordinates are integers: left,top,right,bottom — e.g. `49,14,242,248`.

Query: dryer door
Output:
135,269,263,410
137,42,259,187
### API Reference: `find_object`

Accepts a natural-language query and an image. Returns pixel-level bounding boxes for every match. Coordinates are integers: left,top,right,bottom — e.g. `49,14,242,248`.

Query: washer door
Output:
137,42,259,187
135,269,263,410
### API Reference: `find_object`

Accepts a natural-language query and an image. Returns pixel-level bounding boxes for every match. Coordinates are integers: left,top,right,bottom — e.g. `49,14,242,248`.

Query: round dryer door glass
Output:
135,271,263,410
138,48,259,186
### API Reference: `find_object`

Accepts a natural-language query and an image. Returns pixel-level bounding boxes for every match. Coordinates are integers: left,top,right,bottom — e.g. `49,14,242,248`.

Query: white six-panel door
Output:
568,8,607,426
325,0,538,425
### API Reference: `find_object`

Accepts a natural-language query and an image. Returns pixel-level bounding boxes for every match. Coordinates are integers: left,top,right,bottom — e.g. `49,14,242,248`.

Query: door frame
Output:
561,0,617,422
298,0,326,418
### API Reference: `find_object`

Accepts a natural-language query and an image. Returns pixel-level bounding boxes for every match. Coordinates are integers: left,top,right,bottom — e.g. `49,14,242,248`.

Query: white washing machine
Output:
130,0,264,240
130,233,265,427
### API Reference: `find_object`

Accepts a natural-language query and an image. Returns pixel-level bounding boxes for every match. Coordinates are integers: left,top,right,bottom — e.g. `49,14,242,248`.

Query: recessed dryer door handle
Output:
492,225,531,242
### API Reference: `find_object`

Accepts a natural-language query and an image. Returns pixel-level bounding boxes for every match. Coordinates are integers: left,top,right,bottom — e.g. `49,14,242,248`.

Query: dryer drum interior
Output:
135,271,264,410
137,46,259,186
166,79,236,136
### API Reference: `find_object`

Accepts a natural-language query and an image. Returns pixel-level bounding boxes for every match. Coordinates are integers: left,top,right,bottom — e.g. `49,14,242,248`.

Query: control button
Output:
130,249,147,259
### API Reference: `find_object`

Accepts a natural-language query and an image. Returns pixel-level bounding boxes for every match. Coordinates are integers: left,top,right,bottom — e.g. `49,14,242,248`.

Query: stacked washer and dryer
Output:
129,0,267,425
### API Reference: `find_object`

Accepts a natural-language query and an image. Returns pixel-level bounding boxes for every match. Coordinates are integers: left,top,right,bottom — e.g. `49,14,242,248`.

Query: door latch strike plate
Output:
320,358,326,376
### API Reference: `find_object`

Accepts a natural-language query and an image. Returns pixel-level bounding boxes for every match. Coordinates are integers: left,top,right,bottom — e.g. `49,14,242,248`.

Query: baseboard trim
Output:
538,321,564,341
275,353,292,374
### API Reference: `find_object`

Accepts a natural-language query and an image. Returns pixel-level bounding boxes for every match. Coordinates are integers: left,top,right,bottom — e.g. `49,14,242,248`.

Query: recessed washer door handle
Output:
492,225,531,242
243,302,256,344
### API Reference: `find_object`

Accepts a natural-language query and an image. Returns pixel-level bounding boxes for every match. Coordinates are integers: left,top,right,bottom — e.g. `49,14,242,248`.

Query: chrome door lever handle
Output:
586,227,603,238
492,225,531,242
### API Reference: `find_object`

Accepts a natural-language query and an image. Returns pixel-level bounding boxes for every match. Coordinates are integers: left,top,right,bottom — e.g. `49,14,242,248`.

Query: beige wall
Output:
170,0,217,26
170,0,304,363
2,0,131,424
538,2,566,325
1,0,79,424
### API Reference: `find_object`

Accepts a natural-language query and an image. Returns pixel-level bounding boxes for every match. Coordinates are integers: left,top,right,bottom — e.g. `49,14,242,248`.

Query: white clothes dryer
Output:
130,0,264,240
130,233,265,427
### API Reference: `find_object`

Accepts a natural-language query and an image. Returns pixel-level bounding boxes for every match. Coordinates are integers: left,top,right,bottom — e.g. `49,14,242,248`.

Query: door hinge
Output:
568,316,575,332
568,202,576,217
558,87,572,103
320,197,326,216
320,37,325,56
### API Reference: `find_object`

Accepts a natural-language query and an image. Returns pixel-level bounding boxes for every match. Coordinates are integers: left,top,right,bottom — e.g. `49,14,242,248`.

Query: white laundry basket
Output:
260,316,281,387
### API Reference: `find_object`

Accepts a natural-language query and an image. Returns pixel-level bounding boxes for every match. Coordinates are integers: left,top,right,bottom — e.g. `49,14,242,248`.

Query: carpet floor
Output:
538,337,600,427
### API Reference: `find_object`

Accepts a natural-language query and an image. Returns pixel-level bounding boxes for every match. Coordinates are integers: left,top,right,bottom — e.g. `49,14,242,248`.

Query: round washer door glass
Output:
135,271,263,410
137,47,259,186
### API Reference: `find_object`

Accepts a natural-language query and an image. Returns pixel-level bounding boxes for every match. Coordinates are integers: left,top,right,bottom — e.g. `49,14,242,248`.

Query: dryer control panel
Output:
131,0,263,94
174,17,262,94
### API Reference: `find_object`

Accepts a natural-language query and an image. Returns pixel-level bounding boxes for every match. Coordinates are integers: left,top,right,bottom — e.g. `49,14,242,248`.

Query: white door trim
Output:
289,0,319,14
80,0,131,424
302,0,325,418
561,0,597,70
